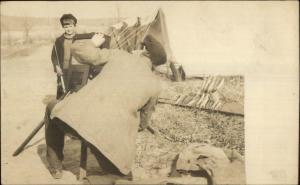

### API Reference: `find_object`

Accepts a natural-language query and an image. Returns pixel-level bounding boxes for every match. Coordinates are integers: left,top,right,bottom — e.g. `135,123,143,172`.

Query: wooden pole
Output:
169,62,182,81
12,120,44,156
78,140,88,181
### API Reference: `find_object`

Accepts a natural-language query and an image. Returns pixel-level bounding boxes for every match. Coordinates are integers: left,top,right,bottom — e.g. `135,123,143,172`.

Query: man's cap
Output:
60,14,77,26
143,35,167,66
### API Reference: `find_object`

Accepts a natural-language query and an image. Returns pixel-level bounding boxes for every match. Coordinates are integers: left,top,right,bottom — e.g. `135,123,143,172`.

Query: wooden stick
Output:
158,98,244,117
12,120,44,156
78,140,88,181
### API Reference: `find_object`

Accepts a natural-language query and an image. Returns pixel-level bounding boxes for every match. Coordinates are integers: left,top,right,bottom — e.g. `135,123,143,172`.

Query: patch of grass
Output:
134,76,244,179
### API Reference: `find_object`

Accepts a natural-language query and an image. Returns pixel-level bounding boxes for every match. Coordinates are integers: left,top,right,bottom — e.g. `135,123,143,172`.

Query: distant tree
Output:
22,16,33,44
1,23,12,46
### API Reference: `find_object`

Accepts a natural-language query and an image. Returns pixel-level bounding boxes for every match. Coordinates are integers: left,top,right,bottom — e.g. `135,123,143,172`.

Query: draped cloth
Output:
50,49,161,175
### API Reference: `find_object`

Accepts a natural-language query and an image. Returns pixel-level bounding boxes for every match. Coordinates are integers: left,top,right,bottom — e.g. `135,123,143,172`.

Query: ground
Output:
132,77,245,180
1,44,244,184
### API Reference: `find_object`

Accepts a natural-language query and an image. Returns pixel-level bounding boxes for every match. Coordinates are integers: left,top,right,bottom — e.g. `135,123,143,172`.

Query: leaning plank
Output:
158,98,244,117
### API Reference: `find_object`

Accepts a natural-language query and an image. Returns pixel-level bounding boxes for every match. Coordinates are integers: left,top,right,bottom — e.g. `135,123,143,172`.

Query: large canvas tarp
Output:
50,49,161,175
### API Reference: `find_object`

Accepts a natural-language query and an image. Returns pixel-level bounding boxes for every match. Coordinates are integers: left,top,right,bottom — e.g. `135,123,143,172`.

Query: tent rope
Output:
110,18,157,49
110,25,148,49
110,25,145,49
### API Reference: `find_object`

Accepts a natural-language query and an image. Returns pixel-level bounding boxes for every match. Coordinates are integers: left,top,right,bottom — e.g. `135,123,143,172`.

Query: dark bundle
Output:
143,35,167,66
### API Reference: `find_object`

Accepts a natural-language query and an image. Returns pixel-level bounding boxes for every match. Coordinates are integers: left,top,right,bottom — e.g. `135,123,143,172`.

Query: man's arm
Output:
51,45,58,73
51,44,64,76
138,95,159,131
74,32,111,49
74,32,95,40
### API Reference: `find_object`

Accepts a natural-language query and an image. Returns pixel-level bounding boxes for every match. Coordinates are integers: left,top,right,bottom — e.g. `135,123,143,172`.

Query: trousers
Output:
44,100,122,176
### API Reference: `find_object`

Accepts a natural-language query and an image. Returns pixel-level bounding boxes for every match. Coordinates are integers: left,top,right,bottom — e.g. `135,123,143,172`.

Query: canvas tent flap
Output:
107,9,172,57
106,8,184,79
145,8,173,61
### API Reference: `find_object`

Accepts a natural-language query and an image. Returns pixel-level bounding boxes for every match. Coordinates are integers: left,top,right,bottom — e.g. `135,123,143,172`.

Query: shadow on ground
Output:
37,139,105,178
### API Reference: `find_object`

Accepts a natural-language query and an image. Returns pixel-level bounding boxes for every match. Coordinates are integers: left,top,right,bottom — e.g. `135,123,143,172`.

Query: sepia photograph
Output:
1,1,298,185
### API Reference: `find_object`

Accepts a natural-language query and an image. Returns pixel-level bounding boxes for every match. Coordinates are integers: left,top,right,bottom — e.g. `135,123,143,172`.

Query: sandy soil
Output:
1,44,80,184
1,44,245,184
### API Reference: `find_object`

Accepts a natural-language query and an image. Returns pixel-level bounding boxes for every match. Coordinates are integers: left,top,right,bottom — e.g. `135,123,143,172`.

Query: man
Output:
45,35,166,180
51,14,110,99
51,14,77,99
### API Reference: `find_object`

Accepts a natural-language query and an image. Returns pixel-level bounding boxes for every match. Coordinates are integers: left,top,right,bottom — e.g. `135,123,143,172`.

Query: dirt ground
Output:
1,44,80,184
1,44,245,184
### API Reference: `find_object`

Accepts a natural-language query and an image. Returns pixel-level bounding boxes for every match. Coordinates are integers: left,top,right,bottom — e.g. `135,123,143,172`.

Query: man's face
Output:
63,24,76,35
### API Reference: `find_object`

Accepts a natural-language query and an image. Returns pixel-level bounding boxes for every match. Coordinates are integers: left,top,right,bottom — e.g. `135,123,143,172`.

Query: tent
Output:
105,8,186,81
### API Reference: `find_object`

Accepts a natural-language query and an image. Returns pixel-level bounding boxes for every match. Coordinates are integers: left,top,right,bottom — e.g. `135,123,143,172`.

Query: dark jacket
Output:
51,34,65,73
51,32,111,73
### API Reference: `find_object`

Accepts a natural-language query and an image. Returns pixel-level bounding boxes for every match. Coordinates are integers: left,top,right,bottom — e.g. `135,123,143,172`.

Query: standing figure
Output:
51,14,110,99
51,14,78,99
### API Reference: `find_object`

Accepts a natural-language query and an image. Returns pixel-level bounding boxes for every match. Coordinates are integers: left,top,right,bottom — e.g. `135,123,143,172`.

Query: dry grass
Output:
133,76,244,179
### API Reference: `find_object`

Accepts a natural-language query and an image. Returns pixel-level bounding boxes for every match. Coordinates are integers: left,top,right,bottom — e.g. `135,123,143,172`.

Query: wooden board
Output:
158,97,244,117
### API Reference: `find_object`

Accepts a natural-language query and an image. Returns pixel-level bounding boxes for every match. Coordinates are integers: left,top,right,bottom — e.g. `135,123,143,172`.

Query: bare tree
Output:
1,23,12,46
22,16,33,44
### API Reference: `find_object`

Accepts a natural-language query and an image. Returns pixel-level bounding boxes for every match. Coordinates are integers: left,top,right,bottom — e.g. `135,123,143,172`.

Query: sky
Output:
1,1,165,18
1,1,298,75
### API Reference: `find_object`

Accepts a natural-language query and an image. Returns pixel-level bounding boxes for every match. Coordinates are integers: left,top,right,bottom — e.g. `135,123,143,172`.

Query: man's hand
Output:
55,65,63,76
91,33,105,47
